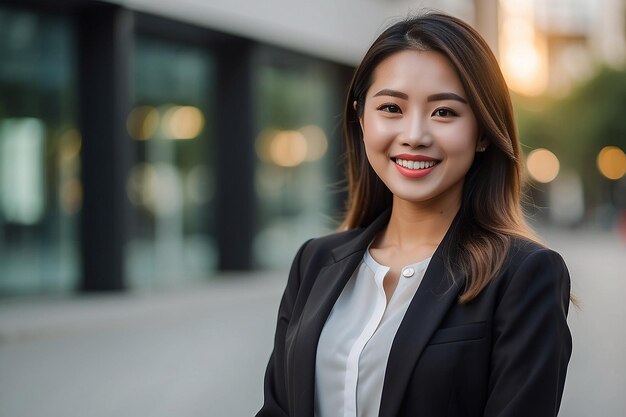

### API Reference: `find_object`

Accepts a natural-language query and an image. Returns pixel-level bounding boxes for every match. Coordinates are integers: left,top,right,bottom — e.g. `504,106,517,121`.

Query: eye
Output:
432,108,458,118
377,103,402,114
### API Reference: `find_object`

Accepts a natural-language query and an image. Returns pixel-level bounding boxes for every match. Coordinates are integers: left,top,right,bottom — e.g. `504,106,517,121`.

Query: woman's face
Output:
359,49,482,207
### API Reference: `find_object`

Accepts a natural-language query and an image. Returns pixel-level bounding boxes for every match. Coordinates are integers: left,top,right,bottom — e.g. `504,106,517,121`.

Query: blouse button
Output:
402,267,415,278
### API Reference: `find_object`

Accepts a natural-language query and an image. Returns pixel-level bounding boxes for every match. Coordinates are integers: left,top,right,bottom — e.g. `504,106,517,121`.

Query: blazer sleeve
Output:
484,248,572,417
256,239,312,417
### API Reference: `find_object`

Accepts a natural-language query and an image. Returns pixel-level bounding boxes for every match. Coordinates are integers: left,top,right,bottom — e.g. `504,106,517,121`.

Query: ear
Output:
476,138,489,152
354,100,365,132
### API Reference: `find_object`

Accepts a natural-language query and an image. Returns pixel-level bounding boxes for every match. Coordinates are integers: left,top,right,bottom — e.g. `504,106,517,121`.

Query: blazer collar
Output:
291,207,462,417
330,207,393,262
291,208,392,417
331,205,461,264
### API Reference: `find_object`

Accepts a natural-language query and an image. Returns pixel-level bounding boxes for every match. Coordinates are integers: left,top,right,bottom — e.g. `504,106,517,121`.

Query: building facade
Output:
11,0,624,295
0,0,500,295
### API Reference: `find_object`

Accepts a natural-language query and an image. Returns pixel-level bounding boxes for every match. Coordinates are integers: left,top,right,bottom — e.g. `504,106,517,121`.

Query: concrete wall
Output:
106,0,475,64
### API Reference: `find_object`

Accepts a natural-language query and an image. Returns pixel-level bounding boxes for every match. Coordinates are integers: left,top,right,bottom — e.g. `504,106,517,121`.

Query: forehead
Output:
368,49,465,96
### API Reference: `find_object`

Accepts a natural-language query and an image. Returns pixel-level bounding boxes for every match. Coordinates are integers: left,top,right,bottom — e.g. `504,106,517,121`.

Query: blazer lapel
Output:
378,217,463,417
291,209,391,417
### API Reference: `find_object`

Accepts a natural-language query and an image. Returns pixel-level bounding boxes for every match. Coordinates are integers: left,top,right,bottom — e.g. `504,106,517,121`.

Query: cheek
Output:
362,118,393,153
441,121,478,156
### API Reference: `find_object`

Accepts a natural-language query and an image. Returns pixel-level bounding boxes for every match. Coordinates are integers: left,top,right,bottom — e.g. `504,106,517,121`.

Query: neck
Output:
378,194,461,251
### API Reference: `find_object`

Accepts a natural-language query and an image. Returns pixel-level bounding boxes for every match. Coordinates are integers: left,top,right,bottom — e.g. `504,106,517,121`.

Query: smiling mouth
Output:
392,157,440,170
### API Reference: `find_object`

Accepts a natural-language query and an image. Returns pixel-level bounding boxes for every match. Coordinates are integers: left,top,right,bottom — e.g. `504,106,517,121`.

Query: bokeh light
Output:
498,0,548,96
126,163,183,216
299,125,328,162
127,106,159,140
256,126,327,167
269,130,308,167
527,148,560,183
255,128,278,163
162,106,204,139
597,146,626,180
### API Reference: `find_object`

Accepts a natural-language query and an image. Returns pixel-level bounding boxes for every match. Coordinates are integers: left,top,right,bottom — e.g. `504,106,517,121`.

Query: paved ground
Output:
0,227,624,417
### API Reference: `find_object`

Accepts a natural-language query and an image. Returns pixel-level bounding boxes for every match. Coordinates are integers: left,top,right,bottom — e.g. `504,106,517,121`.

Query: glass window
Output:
126,36,216,289
0,7,78,295
253,53,344,268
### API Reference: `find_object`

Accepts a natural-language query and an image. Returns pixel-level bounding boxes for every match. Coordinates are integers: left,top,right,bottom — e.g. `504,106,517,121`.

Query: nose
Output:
401,112,431,148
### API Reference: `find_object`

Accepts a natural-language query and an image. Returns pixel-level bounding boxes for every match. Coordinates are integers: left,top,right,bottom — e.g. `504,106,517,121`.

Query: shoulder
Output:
297,227,365,267
494,236,570,306
282,228,366,301
304,227,364,252
504,237,568,274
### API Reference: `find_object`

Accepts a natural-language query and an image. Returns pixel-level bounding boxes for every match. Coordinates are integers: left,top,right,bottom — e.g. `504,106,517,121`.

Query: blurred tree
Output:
514,67,626,217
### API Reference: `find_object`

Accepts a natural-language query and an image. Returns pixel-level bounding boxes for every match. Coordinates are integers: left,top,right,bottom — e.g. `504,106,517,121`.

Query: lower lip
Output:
393,161,437,178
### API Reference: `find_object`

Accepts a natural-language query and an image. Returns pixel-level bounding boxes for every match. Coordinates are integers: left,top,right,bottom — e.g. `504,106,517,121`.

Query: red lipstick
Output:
391,154,440,178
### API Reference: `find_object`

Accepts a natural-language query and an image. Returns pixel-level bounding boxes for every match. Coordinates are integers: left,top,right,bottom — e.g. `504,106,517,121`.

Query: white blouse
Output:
314,247,431,417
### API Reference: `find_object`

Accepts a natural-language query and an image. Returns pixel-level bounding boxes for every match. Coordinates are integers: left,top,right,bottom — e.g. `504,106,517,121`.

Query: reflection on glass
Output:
162,105,204,140
0,118,45,224
126,36,215,289
256,126,329,168
299,125,329,162
127,104,206,141
253,59,340,268
127,106,159,140
0,8,77,295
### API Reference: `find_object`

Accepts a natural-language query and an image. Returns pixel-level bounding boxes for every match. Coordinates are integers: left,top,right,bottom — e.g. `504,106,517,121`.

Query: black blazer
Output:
257,209,572,417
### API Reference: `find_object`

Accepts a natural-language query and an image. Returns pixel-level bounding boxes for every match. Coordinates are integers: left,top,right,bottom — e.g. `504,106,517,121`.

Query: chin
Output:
388,188,435,204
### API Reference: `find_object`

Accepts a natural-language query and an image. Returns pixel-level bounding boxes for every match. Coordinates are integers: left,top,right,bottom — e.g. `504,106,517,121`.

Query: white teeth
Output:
395,158,437,170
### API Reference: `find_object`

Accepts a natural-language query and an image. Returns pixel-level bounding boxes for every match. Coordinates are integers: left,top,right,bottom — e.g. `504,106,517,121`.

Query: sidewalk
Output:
0,271,285,343
0,271,288,417
1,227,625,417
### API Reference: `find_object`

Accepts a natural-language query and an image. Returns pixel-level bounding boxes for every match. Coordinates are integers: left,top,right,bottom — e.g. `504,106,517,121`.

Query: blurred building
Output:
496,0,626,228
498,0,626,97
1,0,493,295
7,1,620,295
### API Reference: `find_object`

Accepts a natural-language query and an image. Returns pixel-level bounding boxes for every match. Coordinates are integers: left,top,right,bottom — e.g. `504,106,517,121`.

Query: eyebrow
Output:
427,92,467,104
372,89,408,100
372,89,467,104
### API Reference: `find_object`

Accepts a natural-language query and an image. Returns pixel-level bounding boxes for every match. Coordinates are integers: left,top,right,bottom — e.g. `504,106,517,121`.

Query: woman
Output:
257,12,572,417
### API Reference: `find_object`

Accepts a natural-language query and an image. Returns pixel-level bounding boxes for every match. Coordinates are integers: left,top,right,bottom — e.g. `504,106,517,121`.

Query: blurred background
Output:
0,0,624,416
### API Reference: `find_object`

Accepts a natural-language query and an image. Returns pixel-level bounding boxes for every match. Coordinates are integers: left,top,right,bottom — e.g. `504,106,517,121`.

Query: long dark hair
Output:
341,12,538,303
